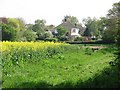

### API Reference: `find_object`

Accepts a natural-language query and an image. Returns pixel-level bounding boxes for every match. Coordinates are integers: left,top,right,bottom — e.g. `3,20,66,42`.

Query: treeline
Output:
0,1,120,43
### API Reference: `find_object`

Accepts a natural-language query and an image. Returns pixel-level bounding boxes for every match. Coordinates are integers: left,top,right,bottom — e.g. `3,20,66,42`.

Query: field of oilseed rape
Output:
1,41,119,88
2,41,70,66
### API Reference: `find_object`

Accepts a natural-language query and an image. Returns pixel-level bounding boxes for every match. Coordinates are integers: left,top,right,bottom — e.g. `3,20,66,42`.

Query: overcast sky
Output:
0,0,119,26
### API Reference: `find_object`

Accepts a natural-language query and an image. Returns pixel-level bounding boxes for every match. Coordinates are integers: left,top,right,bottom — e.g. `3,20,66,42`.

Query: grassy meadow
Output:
1,41,119,88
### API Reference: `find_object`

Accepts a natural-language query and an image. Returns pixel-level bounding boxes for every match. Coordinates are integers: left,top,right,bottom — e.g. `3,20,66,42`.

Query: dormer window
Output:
73,29,76,32
72,29,76,33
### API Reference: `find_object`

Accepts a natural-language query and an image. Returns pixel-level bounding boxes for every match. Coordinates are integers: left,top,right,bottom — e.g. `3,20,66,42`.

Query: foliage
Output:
16,18,26,40
62,15,84,30
1,41,117,88
44,38,58,42
32,19,46,32
43,32,53,38
56,26,67,39
1,24,17,41
59,36,69,41
23,30,37,41
82,17,100,38
83,27,91,37
102,29,115,43
116,17,120,69
1,18,26,41
62,15,79,25
102,1,120,42
1,41,69,66
32,19,46,40
74,36,83,41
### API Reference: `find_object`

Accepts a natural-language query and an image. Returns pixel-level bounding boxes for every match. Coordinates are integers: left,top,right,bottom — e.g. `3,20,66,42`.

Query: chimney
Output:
75,23,77,26
64,18,67,22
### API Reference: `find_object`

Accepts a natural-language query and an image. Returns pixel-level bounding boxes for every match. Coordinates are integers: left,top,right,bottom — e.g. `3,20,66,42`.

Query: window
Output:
72,29,76,33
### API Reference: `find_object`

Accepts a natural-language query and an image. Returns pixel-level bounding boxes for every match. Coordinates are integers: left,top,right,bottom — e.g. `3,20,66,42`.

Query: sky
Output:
0,0,120,26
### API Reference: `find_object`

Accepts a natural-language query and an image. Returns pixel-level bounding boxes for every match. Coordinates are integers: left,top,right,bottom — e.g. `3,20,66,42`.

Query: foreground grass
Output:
2,42,120,88
2,44,119,88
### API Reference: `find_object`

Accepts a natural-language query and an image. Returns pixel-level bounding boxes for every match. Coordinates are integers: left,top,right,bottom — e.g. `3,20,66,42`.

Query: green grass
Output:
2,44,118,88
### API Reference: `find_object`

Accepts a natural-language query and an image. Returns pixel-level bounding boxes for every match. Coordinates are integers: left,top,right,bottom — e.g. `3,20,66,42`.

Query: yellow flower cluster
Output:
1,41,68,52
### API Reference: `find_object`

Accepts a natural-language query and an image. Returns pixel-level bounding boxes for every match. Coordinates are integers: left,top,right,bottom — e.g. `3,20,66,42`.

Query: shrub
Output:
44,38,58,42
74,37,83,41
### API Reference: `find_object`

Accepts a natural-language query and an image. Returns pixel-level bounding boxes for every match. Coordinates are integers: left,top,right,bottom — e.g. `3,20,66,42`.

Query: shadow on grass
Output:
54,65,120,88
2,66,120,89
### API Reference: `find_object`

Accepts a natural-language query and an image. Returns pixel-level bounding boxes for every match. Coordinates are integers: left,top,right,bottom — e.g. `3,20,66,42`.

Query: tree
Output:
23,23,37,41
97,17,107,38
3,18,26,41
107,1,120,18
62,15,84,30
1,24,17,41
83,27,91,37
62,15,79,25
17,18,26,40
82,17,100,38
113,2,120,69
43,32,52,39
115,18,120,69
102,1,120,42
32,19,46,40
56,26,67,40
1,18,20,41
23,30,37,41
33,19,46,32
102,29,115,43
26,24,33,31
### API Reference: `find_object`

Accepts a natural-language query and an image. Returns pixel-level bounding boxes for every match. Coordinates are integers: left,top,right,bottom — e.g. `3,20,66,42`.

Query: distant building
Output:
55,19,85,39
45,19,85,40
0,17,8,24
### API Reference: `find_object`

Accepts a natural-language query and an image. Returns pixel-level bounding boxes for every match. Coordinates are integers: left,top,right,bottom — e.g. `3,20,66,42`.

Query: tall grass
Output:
1,41,118,88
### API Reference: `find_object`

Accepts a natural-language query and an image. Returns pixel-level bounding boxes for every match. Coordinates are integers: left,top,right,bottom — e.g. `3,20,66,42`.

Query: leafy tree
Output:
1,18,20,41
97,17,107,38
116,18,120,69
1,24,17,41
102,1,120,42
82,17,99,38
2,18,26,41
23,30,37,41
32,19,46,40
17,18,26,40
62,15,79,25
43,32,52,39
113,2,120,69
26,24,33,31
56,26,67,39
33,19,46,32
107,1,120,18
102,29,115,43
62,15,84,30
83,27,91,36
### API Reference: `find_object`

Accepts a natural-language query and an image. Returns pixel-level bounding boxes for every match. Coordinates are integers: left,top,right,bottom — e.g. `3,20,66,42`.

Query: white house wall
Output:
71,28,81,36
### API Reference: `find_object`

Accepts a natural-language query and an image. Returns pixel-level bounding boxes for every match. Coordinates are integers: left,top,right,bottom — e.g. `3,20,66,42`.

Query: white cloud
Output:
0,0,119,26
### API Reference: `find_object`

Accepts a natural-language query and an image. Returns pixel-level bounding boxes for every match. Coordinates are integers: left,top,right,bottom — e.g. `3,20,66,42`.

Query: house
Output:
45,19,85,40
45,25,57,37
56,20,82,39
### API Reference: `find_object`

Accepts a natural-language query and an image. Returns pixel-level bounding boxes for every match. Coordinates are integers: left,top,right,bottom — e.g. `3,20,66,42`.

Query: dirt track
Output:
88,46,107,49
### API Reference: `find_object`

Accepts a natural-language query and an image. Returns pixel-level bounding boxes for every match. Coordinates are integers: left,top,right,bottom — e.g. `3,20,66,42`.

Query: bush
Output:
59,36,69,41
44,38,58,42
74,37,83,41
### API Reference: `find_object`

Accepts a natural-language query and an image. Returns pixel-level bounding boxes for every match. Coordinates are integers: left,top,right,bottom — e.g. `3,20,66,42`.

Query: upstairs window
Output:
72,29,76,33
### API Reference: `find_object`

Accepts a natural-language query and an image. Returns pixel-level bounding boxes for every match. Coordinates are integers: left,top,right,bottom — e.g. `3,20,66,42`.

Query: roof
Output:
56,22,77,31
56,22,86,36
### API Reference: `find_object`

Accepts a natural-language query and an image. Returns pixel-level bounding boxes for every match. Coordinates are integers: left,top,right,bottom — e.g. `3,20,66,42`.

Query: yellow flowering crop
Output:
1,41,68,52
